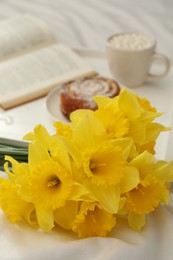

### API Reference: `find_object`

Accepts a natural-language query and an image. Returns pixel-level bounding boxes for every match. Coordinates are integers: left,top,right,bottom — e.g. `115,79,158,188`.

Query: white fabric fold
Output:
0,195,173,260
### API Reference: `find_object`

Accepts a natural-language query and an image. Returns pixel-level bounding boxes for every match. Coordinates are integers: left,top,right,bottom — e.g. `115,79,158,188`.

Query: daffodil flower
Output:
72,201,116,238
0,178,35,226
125,151,173,231
93,96,129,138
54,121,72,138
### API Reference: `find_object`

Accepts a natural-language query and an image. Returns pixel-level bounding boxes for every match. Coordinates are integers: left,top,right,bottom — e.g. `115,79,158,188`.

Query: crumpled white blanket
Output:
0,195,173,260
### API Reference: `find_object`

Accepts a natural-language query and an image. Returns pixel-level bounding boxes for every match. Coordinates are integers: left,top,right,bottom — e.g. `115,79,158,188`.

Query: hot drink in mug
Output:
106,32,170,87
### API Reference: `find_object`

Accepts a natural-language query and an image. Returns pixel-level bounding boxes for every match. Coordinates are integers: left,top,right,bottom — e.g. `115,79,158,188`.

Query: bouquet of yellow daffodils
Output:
0,88,173,238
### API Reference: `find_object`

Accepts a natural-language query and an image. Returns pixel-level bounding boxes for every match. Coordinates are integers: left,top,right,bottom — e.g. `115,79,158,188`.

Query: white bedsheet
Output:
0,0,173,58
0,1,173,259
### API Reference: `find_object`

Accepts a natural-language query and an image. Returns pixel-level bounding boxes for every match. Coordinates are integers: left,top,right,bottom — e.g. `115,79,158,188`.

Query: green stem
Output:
0,140,29,172
0,148,28,156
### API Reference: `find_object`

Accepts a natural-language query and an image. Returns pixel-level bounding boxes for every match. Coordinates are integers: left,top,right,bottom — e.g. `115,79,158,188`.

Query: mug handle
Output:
147,53,170,80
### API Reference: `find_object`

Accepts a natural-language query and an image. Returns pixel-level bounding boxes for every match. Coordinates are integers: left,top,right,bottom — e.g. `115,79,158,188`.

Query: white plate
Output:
46,86,69,122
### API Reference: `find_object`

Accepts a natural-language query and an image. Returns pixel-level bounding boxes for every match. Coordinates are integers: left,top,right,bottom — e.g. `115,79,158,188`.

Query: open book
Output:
0,14,96,109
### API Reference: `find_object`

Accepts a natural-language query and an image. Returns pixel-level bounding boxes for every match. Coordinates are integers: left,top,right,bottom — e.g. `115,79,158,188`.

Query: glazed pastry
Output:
59,76,120,118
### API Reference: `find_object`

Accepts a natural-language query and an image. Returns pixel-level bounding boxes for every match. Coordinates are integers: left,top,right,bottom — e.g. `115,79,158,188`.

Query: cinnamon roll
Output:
59,76,120,118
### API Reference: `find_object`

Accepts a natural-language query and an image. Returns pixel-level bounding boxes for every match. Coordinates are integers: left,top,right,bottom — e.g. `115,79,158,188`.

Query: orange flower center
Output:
47,175,60,188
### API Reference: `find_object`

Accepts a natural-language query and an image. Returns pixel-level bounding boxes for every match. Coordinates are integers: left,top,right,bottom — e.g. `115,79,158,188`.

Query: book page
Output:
0,14,56,62
0,44,96,109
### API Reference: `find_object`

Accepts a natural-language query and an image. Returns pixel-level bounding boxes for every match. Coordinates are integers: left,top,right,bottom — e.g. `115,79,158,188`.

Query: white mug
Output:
106,32,170,87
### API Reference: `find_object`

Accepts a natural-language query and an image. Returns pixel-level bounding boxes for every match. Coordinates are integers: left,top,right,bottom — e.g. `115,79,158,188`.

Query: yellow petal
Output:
70,109,93,124
128,212,145,231
128,143,139,159
4,156,27,180
137,140,156,155
72,111,107,149
23,132,34,140
59,138,83,169
118,89,141,119
50,136,72,173
129,119,146,144
110,137,133,160
24,124,51,148
129,151,154,179
69,182,90,201
120,166,139,193
146,123,170,142
84,181,120,213
22,205,38,228
140,110,163,124
117,197,128,215
93,95,113,108
54,201,78,229
28,141,51,168
35,207,54,232
137,96,156,112
154,160,173,183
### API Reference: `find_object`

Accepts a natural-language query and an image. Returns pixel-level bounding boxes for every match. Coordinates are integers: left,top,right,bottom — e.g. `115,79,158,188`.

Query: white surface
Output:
0,1,173,260
0,194,173,260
